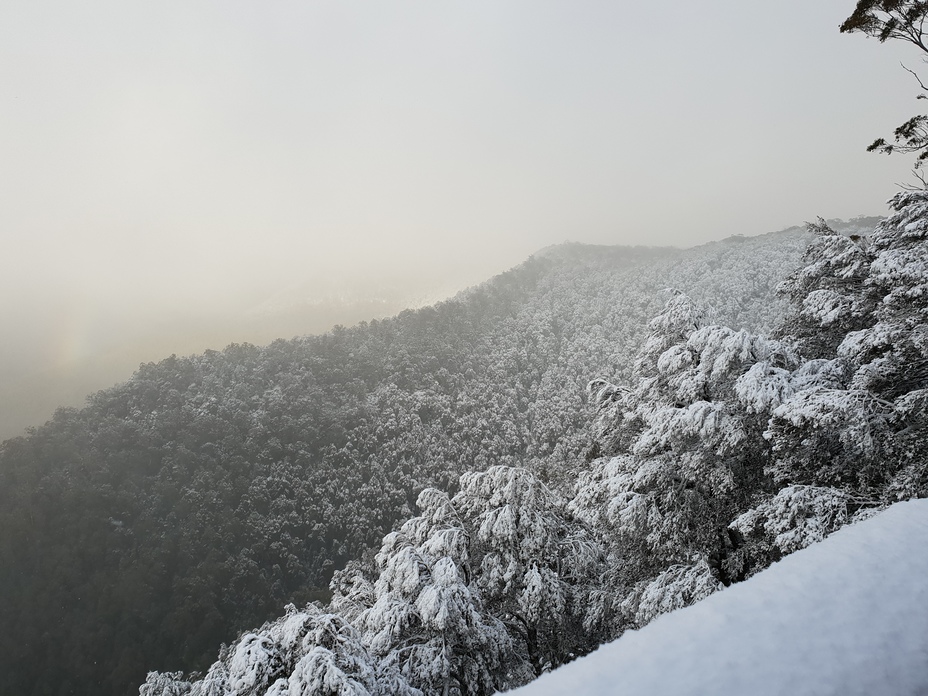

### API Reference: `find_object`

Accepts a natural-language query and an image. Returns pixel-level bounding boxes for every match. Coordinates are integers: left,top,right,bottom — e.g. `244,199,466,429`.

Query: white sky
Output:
0,0,924,433
1,1,920,303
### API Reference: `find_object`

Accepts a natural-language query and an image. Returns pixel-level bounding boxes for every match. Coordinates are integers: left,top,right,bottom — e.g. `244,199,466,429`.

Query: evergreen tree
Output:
575,293,790,580
143,604,418,696
766,191,928,498
451,466,605,675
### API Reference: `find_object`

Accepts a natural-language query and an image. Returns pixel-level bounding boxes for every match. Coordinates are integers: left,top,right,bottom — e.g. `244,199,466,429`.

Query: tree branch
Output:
901,62,928,92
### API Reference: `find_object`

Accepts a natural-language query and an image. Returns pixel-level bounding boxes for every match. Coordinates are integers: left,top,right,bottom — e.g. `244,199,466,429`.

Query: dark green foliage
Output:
840,1,928,48
865,115,928,167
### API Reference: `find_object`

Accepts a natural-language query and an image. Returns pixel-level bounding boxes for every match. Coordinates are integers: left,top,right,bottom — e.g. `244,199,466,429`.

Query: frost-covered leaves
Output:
574,239,928,627
595,296,794,464
580,193,928,607
327,466,606,691
637,290,706,364
580,294,789,570
335,486,517,696
765,386,894,489
453,466,606,674
151,604,418,696
153,465,606,696
227,633,287,694
140,672,193,696
571,454,713,565
189,662,232,696
629,560,721,628
730,486,854,556
777,220,875,354
715,485,878,583
852,191,928,351
766,192,928,492
677,195,928,495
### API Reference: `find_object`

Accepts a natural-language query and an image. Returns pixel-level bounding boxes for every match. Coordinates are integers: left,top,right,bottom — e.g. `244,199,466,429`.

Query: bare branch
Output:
901,61,928,91
897,168,928,189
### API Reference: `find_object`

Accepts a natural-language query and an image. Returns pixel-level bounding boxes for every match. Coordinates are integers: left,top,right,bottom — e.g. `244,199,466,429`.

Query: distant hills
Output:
0,277,463,442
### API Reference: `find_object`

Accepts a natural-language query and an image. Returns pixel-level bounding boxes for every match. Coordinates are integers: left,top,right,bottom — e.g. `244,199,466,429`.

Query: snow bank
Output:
505,500,928,696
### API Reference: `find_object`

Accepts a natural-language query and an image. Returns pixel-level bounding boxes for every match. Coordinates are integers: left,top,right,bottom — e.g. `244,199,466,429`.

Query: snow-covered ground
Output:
506,500,928,696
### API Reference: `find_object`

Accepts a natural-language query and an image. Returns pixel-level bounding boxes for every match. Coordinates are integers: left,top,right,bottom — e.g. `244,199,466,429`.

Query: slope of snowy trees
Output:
137,194,928,696
1,225,827,696
506,499,928,696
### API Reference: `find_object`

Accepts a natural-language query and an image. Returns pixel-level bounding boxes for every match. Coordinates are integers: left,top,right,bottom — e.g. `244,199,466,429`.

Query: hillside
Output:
506,499,928,696
133,197,928,696
0,268,491,443
0,225,819,696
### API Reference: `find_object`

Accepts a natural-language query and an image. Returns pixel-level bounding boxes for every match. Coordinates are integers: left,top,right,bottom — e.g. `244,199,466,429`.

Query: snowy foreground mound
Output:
506,500,928,696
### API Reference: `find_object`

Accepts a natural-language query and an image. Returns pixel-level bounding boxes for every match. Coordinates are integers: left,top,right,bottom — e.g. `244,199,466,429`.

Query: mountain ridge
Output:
0,219,827,695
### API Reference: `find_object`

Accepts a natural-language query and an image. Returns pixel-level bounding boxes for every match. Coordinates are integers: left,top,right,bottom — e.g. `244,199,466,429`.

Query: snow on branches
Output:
453,466,605,674
763,192,928,493
577,199,928,622
579,292,786,574
328,466,606,693
730,485,854,555
140,193,928,696
142,604,417,696
630,560,722,628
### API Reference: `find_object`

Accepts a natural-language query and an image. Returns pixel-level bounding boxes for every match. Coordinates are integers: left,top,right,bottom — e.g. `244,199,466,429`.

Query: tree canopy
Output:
0,234,809,696
840,1,928,48
142,197,928,695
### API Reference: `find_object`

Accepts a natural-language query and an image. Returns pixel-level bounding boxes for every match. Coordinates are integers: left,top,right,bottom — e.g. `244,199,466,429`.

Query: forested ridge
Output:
0,225,838,696
6,2,928,694
136,192,928,696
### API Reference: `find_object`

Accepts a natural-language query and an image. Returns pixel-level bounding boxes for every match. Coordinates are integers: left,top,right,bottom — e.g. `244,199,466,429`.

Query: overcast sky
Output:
0,0,923,431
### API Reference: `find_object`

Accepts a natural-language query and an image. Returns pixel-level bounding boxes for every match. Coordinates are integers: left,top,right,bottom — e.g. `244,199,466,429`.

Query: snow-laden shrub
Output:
146,604,418,696
631,560,721,628
139,671,192,696
730,485,852,555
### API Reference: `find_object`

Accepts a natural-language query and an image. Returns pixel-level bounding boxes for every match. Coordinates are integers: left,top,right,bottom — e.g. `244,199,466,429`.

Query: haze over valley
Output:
0,0,916,438
0,254,512,440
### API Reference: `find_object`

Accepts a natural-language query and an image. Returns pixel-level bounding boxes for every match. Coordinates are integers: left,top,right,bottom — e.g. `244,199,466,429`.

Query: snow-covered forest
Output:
5,2,928,695
1,223,834,696
3,185,927,696
133,190,928,696
130,192,928,695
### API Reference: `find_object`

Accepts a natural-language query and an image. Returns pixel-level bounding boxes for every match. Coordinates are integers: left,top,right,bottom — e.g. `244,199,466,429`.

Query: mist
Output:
1,0,919,438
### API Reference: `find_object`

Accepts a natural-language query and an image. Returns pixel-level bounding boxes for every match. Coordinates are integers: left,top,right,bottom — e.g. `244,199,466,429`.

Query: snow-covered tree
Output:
338,487,517,696
576,293,794,575
628,559,721,628
145,604,417,696
139,672,193,696
775,218,876,356
451,466,606,675
330,465,606,690
715,485,859,582
765,192,928,497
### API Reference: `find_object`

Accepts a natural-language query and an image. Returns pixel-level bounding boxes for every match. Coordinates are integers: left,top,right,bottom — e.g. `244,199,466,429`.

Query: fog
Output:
0,0,920,438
